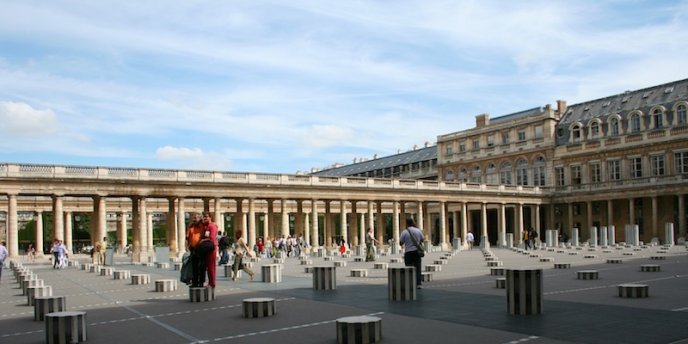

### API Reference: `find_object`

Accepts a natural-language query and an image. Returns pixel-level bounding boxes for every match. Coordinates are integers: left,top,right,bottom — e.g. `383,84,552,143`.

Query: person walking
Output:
186,213,205,287
201,212,218,288
399,218,425,289
218,231,229,265
231,229,255,281
466,231,475,250
365,228,378,262
0,241,8,285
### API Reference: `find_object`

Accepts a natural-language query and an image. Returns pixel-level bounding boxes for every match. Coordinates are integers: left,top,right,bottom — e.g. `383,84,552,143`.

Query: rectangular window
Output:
651,154,665,176
502,132,510,144
534,125,543,139
608,160,621,181
459,142,466,153
675,151,688,174
517,130,526,141
445,146,453,156
630,157,642,178
555,167,565,186
590,162,601,183
533,166,545,186
487,134,494,147
472,139,480,150
571,165,582,185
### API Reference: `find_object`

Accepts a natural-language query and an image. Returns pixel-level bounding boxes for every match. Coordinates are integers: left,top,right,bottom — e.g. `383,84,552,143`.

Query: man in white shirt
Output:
466,231,475,250
399,218,425,289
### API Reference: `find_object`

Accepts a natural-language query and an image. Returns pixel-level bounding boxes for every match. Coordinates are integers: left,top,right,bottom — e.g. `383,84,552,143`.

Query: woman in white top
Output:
365,228,378,262
231,229,255,281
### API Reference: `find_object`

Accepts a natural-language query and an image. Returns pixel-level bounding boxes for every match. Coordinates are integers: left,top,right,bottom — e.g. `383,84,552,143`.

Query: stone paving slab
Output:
0,245,687,343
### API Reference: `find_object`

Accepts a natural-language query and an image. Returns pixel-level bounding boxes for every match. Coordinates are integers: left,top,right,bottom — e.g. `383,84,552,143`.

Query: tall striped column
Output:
313,266,336,290
506,268,543,315
388,267,416,301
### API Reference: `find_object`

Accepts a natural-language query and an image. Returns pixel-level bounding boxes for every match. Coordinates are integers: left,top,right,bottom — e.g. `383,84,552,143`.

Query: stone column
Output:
7,193,18,257
249,198,257,247
35,211,44,257
52,195,64,241
651,196,658,240
628,198,635,226
367,201,375,237
139,198,148,254
439,201,447,249
586,201,593,242
481,202,489,248
118,211,127,253
281,199,289,239
203,198,210,212
64,212,72,254
452,209,460,247
678,194,686,241
418,201,426,238
607,200,614,230
177,198,186,255
375,201,384,247
535,204,541,234
311,199,319,248
499,203,506,247
359,213,365,248
147,212,154,252
303,212,310,246
350,201,358,246
548,204,555,234
213,198,224,235
423,203,432,240
517,203,524,247
167,198,177,255
295,200,304,238
567,203,574,239
461,202,468,248
265,199,273,239
236,198,247,237
392,201,400,252
95,196,107,246
325,201,333,248
340,201,348,246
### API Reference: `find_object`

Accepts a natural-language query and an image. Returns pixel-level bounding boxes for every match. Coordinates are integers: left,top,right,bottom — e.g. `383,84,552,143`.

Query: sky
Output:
1,0,687,174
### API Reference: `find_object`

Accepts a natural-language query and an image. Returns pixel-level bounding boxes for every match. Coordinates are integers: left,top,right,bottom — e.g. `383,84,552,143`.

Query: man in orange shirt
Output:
186,213,204,287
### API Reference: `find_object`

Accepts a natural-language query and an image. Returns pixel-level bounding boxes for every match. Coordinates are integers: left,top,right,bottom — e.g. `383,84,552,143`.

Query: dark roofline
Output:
491,106,545,123
566,77,688,109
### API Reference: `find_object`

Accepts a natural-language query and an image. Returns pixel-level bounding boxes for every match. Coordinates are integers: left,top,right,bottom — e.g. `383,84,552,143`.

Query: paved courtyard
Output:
1,244,687,344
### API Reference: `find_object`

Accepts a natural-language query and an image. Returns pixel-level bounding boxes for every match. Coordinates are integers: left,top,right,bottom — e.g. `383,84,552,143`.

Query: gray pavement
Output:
1,244,687,344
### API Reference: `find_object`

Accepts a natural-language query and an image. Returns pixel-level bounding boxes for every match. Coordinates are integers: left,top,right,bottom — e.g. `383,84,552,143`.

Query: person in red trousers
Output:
201,212,218,288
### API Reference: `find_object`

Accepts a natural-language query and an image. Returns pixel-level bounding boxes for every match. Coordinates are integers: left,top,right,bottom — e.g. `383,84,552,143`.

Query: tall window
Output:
486,163,498,184
590,122,600,139
459,142,466,153
630,114,641,133
677,105,687,125
517,130,526,141
571,165,582,185
630,157,642,178
610,117,620,136
675,151,688,174
470,166,481,183
445,145,453,156
572,125,582,142
500,162,513,185
590,162,601,183
516,159,529,186
458,168,468,182
487,134,495,147
533,156,546,186
555,167,565,186
445,169,455,181
608,160,621,181
534,125,543,139
472,139,480,151
651,154,665,176
502,131,510,144
652,109,663,129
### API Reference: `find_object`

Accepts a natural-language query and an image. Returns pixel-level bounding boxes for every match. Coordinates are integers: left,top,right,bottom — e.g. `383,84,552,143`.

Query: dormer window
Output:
652,108,663,129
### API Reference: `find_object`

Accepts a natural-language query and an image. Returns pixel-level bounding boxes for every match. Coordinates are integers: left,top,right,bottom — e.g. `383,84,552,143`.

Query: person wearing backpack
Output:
218,231,229,265
399,218,425,289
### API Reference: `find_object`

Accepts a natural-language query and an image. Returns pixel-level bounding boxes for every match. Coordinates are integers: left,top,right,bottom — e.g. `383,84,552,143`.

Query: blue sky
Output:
1,0,687,174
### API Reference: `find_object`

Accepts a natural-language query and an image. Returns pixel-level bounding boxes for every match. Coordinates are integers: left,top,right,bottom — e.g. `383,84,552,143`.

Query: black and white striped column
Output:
336,315,382,344
34,295,66,321
189,286,215,302
388,267,416,301
313,266,336,290
45,311,87,344
506,268,542,315
261,264,282,283
242,297,276,318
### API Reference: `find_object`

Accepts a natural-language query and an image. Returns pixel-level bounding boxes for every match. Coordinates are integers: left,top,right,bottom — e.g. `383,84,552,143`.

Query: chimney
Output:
475,113,490,128
424,141,430,148
413,144,418,150
556,100,567,115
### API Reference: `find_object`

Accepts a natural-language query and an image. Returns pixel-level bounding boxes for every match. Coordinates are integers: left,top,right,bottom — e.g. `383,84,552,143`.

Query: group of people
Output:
50,239,69,269
522,227,539,250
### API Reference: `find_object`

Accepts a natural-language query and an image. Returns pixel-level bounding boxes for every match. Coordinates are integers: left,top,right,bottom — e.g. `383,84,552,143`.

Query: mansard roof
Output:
312,145,437,176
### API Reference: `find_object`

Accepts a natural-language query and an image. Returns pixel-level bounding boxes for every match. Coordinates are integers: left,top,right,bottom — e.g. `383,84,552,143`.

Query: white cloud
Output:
0,101,58,136
156,146,205,160
155,146,232,171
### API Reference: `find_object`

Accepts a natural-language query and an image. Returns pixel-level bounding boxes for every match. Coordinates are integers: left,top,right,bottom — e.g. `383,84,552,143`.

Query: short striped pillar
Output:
553,263,571,269
313,266,336,290
495,277,506,289
301,259,313,265
155,279,178,292
68,260,80,268
27,285,53,306
487,261,503,267
353,257,364,262
45,311,87,344
389,258,403,263
388,267,416,301
89,265,102,274
506,268,543,315
334,261,347,267
34,296,67,321
640,264,660,272
336,315,382,344
421,272,433,282
261,264,282,283
155,262,169,269
577,270,599,280
22,279,45,295
224,264,234,278
189,286,215,302
606,258,623,264
490,268,505,276
100,267,114,276
351,269,368,277
81,263,91,271
618,284,649,298
242,297,276,318
131,274,150,285
113,270,131,280
173,262,183,271
373,262,388,270
273,258,285,264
